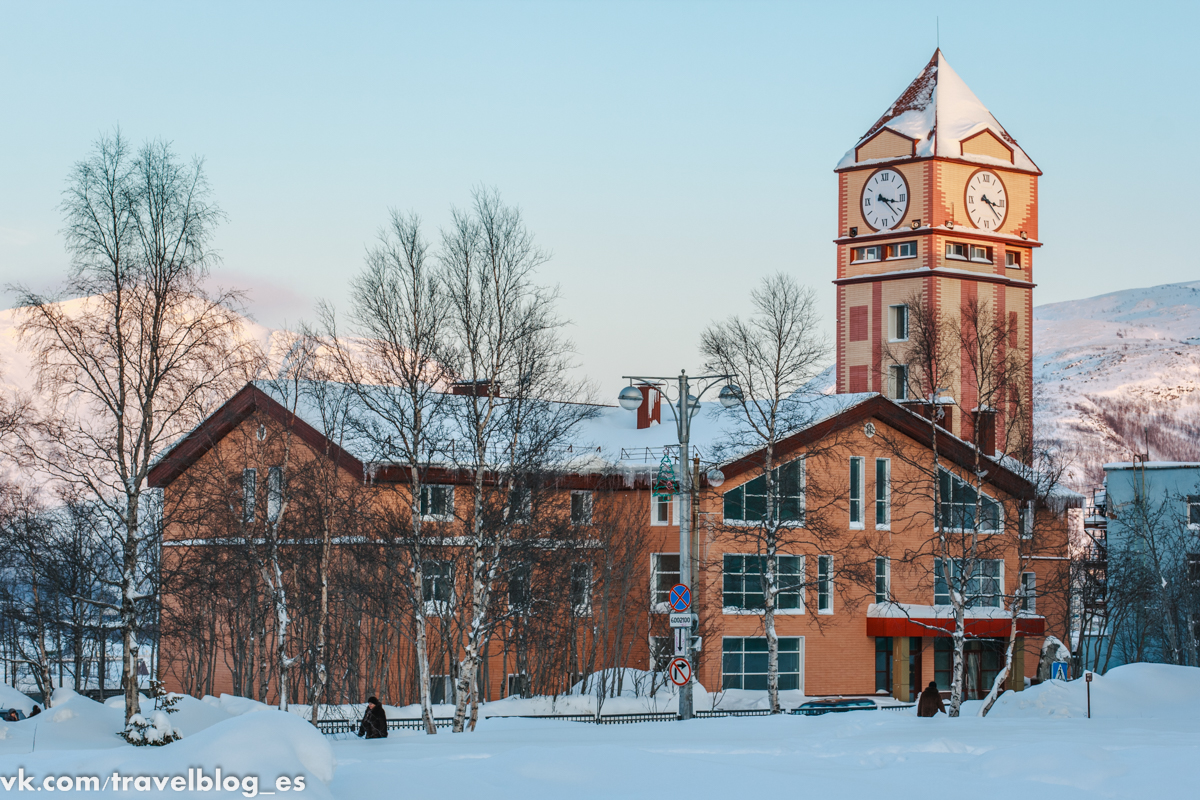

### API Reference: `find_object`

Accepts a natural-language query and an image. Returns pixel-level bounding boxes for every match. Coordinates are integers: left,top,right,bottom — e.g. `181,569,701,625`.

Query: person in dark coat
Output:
357,696,388,739
916,681,946,717
29,705,40,717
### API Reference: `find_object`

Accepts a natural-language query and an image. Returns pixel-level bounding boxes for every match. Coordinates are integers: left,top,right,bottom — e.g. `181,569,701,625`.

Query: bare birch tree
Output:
323,209,450,733
439,188,580,732
699,273,832,713
11,131,257,726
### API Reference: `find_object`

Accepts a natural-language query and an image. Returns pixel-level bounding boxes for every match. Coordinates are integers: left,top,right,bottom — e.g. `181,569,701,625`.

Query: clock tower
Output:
834,49,1039,457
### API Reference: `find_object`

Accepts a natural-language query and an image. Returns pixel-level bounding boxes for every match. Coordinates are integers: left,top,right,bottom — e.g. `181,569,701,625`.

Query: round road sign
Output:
669,584,691,613
667,656,692,687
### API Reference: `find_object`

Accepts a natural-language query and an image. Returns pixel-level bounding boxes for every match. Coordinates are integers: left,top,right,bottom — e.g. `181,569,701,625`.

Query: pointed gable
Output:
838,50,1038,173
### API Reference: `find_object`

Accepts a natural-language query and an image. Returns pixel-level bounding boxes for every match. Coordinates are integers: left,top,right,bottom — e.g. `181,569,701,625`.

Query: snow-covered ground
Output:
0,664,1193,798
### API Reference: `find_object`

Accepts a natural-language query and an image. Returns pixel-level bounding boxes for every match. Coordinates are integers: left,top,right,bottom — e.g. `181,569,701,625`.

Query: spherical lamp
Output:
706,468,726,488
618,385,644,411
718,384,743,408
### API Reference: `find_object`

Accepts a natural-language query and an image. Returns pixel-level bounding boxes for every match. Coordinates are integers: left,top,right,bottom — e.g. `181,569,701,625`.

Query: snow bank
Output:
0,687,35,716
989,662,1200,719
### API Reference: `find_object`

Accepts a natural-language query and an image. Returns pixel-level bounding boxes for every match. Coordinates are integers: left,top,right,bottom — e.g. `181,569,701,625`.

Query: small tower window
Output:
852,245,882,263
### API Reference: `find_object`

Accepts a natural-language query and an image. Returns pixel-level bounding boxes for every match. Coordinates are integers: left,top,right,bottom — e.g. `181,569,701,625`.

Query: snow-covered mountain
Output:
1034,281,1200,490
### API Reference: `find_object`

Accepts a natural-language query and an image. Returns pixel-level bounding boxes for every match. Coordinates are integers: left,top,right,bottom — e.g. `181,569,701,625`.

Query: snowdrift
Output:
989,662,1200,719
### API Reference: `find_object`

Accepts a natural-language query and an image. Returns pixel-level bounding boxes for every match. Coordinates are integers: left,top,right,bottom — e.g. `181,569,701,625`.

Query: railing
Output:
317,703,911,735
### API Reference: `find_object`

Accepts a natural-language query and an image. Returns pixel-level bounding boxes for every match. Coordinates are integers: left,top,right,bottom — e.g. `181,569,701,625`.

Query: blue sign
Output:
669,584,691,613
1051,662,1069,681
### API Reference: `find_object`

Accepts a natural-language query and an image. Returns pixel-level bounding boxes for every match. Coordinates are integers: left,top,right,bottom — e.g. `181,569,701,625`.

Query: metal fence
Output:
317,703,911,735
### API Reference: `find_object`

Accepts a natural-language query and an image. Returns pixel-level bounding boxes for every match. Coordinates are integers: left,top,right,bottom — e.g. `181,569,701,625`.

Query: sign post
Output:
1085,671,1093,718
669,584,692,657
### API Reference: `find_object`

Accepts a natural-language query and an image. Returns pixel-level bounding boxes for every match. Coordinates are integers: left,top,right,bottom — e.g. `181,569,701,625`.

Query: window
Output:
420,485,454,520
507,673,528,698
887,241,916,259
651,494,676,526
935,558,1004,608
507,563,531,612
875,459,890,528
1188,495,1200,529
934,638,952,690
648,637,672,671
508,487,531,522
722,637,801,690
266,466,284,524
241,469,257,526
946,242,968,260
852,245,882,263
570,562,592,615
722,459,805,524
1020,571,1037,613
651,554,680,610
875,557,891,603
570,491,593,525
849,457,864,527
1019,502,1034,539
888,304,909,341
938,469,1002,532
1005,250,1022,268
722,554,804,612
969,245,991,263
1187,554,1200,584
817,555,833,614
875,637,893,692
430,675,453,705
422,560,455,611
888,364,909,400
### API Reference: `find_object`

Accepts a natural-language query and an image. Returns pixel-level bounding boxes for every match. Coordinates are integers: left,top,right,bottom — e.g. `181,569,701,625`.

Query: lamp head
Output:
617,385,644,411
718,384,743,409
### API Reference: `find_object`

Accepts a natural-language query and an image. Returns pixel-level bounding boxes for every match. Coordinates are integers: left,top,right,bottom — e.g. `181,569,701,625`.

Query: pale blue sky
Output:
2,1,1196,396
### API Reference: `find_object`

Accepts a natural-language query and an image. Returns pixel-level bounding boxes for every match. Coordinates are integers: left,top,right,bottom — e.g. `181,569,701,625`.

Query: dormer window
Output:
852,245,882,263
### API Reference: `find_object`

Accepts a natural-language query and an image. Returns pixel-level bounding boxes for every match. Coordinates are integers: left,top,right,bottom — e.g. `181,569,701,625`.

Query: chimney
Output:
636,385,661,430
972,409,997,456
914,401,954,436
451,380,495,397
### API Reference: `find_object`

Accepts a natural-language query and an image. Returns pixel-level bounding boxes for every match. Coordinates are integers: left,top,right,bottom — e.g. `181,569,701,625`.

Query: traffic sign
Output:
674,627,686,655
667,657,692,687
1051,662,1069,681
669,613,692,628
669,584,691,612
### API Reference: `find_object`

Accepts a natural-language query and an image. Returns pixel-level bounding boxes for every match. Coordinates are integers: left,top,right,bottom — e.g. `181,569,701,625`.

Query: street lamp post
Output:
618,370,740,720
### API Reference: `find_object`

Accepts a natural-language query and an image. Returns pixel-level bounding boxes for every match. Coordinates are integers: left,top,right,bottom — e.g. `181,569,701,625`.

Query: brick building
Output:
151,51,1074,708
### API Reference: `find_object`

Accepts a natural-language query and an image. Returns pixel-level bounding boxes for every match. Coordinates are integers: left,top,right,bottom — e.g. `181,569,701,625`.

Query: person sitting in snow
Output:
916,681,946,717
28,705,40,717
357,696,388,739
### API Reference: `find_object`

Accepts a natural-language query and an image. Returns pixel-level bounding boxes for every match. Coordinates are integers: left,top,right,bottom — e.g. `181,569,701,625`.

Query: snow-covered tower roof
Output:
837,49,1039,174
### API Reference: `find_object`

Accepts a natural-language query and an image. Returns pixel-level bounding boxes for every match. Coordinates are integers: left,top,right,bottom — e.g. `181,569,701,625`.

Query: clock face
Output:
861,169,908,231
965,170,1008,230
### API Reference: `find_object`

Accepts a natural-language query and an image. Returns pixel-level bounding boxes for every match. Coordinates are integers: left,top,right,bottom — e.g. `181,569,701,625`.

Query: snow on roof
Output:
868,602,1041,620
837,50,1038,173
252,379,879,473
1104,461,1200,471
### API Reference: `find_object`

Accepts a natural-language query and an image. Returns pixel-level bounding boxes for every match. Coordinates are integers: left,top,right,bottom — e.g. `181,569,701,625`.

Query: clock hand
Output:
877,194,899,213
980,194,1001,220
